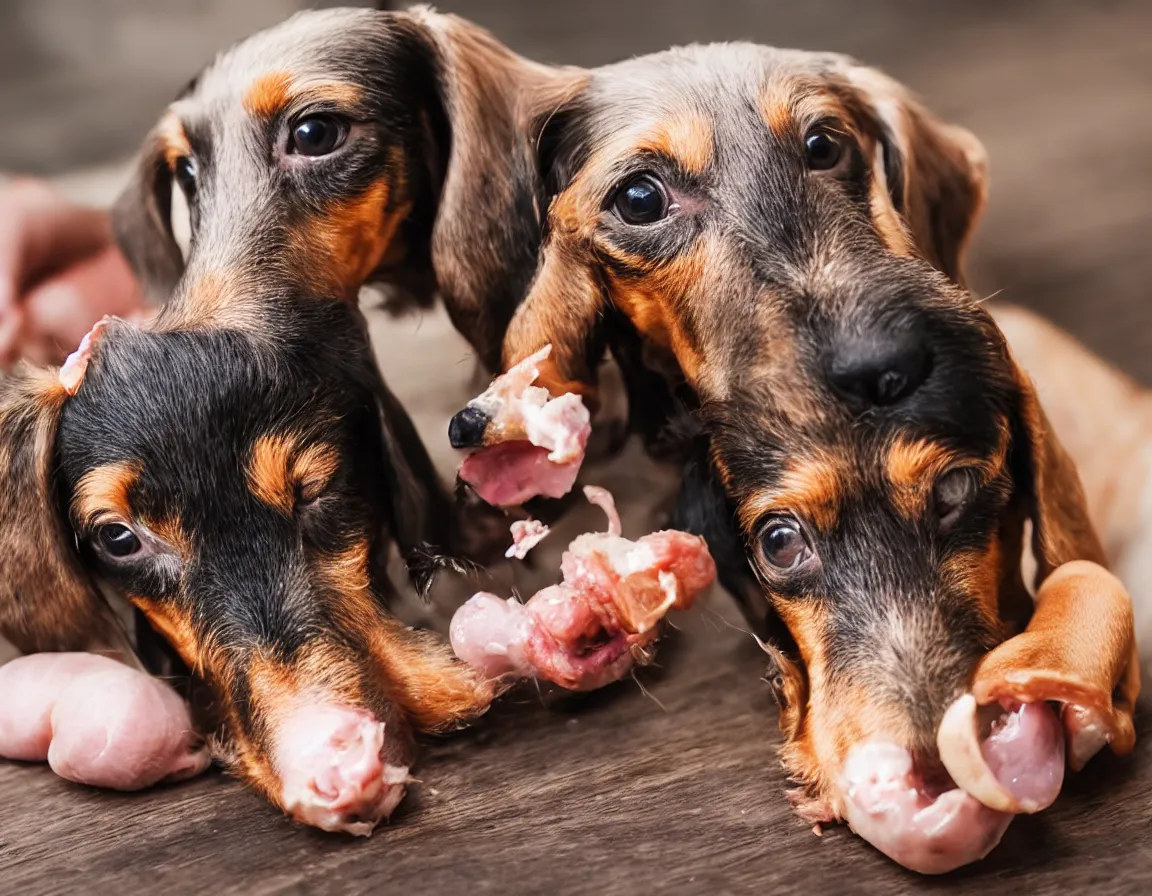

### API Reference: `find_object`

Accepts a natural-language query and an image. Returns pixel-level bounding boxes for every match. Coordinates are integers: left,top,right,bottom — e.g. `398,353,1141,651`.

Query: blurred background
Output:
1,0,1150,377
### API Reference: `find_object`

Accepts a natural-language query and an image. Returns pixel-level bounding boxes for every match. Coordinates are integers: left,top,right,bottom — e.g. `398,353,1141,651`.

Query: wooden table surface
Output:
3,596,1150,896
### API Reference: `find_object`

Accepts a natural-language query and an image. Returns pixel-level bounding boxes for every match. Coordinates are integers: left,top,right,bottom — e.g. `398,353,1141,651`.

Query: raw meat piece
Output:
450,486,716,690
506,519,551,559
839,742,1012,875
0,652,210,790
456,345,592,507
840,700,1064,874
274,703,410,837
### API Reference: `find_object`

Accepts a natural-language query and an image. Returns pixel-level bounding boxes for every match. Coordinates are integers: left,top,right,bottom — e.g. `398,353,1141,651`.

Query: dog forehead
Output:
61,328,319,458
583,44,849,129
183,8,387,111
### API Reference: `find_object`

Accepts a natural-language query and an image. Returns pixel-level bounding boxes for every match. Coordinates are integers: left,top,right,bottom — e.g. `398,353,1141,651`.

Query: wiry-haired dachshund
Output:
0,7,579,834
446,44,1141,871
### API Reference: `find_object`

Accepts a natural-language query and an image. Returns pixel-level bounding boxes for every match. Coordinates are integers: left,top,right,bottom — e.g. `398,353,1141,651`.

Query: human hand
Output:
0,178,146,367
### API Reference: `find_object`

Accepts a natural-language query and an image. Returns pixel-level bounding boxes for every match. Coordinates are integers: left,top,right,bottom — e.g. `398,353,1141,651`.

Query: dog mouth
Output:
836,700,1065,874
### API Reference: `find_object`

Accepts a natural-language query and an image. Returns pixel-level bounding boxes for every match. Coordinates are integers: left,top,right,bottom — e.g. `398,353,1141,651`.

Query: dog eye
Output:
289,115,348,157
934,468,977,532
612,174,669,225
761,519,812,570
174,156,197,197
804,131,843,171
96,523,142,558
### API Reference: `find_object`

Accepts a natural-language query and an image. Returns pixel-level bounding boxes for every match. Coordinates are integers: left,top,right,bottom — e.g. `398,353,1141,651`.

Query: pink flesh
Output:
58,316,112,395
839,702,1065,873
456,344,591,507
450,487,716,690
274,703,408,837
980,702,1065,811
460,441,582,507
506,519,551,559
0,652,209,791
840,743,1012,874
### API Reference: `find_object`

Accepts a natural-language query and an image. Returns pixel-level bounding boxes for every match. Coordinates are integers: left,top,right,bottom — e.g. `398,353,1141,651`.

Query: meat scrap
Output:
450,486,716,690
456,345,592,507
0,652,210,791
506,518,551,559
274,703,411,837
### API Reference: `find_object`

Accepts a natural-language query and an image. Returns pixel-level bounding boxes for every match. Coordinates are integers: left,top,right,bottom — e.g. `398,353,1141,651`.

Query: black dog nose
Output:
448,406,491,449
827,321,932,407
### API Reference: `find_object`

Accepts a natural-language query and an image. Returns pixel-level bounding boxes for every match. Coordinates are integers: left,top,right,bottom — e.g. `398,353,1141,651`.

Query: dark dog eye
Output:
289,115,348,157
762,519,812,570
934,468,977,532
174,156,197,196
612,174,669,225
97,523,142,558
805,131,843,171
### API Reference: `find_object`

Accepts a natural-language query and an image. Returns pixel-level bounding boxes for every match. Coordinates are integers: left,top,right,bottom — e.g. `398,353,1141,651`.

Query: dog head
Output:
484,43,1119,836
0,299,495,831
113,5,579,371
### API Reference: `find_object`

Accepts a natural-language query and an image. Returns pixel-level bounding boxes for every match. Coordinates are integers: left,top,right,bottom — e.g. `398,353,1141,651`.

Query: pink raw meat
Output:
450,486,716,690
457,345,591,507
58,316,112,395
506,519,551,559
840,701,1065,874
0,652,210,790
274,703,410,837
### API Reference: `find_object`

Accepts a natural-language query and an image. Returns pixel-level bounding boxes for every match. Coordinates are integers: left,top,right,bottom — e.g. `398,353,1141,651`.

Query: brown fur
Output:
0,370,129,655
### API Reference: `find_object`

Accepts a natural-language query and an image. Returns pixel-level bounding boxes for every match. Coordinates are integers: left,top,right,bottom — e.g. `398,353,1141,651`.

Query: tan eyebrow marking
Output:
636,112,715,174
740,453,847,534
884,430,1009,520
243,71,293,120
247,434,341,514
243,73,364,122
72,461,141,526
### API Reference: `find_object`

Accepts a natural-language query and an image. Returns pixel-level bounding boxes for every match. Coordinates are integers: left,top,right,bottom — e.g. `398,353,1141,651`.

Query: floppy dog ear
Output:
111,125,185,302
499,96,610,402
845,65,988,285
1009,365,1107,586
396,9,590,374
0,369,130,655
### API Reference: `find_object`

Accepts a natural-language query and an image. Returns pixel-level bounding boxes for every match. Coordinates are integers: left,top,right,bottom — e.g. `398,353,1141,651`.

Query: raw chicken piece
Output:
274,703,410,837
840,701,1065,874
506,519,551,560
450,486,716,690
454,345,592,507
0,652,210,790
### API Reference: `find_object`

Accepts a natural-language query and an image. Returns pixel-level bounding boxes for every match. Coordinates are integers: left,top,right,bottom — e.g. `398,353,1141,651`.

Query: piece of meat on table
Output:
274,702,411,837
839,560,1137,874
0,652,210,790
454,345,592,507
450,486,717,690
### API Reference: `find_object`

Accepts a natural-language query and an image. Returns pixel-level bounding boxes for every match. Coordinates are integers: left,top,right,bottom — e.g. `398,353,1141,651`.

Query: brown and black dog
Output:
0,7,577,832
444,43,1140,869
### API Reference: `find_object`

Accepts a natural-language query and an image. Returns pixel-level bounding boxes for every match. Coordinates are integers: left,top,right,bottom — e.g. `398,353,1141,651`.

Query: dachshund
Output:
0,7,575,832
444,43,1140,869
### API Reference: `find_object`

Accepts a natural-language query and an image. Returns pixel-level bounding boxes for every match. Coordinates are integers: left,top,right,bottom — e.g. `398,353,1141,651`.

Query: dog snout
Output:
448,405,492,449
826,317,933,408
